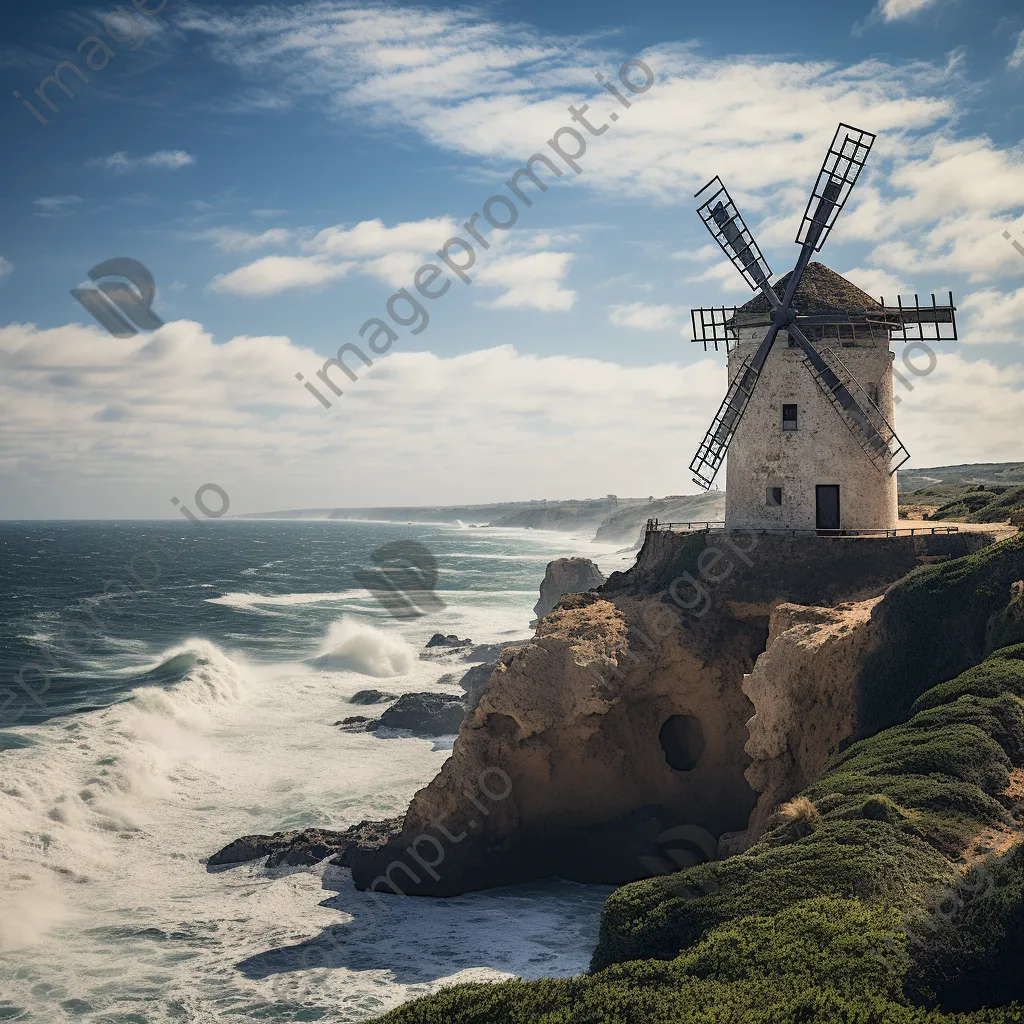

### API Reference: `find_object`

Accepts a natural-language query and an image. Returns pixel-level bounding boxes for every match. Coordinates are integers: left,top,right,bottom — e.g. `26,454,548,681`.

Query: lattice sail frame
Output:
691,306,740,350
689,358,761,489
802,346,910,475
795,124,876,252
694,177,774,292
875,293,959,343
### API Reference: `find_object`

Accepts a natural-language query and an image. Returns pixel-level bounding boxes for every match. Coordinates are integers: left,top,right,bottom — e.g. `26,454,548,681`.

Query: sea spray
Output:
309,617,416,677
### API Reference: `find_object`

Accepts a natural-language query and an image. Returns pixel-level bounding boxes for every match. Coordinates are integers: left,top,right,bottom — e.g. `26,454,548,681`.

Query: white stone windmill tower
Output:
688,124,958,533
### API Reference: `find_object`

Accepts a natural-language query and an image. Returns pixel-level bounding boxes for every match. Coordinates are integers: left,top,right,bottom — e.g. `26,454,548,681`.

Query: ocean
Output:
0,518,627,1022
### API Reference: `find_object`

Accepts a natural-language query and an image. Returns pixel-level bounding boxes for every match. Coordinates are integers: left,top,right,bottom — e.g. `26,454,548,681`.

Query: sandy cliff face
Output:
738,599,881,847
350,590,763,894
533,557,606,619
349,529,1001,896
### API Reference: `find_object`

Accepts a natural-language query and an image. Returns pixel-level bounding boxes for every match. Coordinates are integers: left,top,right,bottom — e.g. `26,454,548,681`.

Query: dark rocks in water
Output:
328,817,405,869
425,633,472,649
534,557,606,620
336,715,373,731
207,818,403,870
349,689,399,705
420,634,531,665
368,691,466,736
467,640,529,662
458,661,497,710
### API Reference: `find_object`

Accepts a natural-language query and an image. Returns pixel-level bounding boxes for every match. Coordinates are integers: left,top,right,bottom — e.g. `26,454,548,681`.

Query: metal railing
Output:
645,519,959,538
645,519,725,532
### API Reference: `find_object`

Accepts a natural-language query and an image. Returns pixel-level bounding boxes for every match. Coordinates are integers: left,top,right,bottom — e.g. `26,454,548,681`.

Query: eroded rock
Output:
735,598,881,849
349,689,398,705
369,691,466,736
534,557,606,620
208,818,402,870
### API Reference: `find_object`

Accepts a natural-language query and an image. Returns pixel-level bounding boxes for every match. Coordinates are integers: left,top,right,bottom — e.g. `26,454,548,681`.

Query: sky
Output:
1,0,1023,518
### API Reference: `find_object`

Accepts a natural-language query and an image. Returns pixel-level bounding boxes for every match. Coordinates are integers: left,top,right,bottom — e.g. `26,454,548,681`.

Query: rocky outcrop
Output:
349,528,1008,897
737,598,881,848
349,689,398,705
208,818,401,870
533,557,606,619
425,633,473,649
369,691,466,736
349,590,764,894
457,661,497,709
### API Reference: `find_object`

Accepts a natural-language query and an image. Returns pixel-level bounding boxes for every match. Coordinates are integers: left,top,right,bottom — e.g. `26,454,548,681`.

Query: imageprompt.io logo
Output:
355,541,447,619
72,257,164,337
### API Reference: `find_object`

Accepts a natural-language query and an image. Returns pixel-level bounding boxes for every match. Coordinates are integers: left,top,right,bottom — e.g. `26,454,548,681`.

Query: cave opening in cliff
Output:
659,714,706,772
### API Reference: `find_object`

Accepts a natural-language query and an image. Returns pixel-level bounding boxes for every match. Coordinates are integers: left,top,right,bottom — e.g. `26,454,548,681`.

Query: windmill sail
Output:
694,178,775,298
795,124,876,252
787,325,909,473
689,324,781,488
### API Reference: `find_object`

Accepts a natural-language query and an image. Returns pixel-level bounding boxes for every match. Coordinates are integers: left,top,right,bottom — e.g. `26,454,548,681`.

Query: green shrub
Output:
906,845,1024,1012
374,898,1024,1023
855,535,1024,737
591,818,951,970
912,651,1024,714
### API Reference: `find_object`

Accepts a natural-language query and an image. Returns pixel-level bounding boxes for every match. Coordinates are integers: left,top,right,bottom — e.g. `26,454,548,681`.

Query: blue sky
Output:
1,0,1023,517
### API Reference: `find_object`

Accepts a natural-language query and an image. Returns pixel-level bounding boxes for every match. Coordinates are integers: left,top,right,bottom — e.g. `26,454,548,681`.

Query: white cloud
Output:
1010,32,1024,70
0,320,1019,518
872,0,940,22
33,195,82,216
192,227,295,252
475,251,575,310
609,302,686,330
302,216,459,288
671,244,720,263
208,256,354,295
0,258,12,278
959,287,1024,344
893,350,1024,468
836,267,910,301
175,1,1024,305
89,150,196,173
184,3,1024,290
305,217,457,258
211,216,577,304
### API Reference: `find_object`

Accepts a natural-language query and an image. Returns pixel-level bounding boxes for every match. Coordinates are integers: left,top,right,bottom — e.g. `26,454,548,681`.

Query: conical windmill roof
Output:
731,262,882,328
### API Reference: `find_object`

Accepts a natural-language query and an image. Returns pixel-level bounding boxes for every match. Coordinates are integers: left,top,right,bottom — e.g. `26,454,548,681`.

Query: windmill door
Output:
816,485,841,531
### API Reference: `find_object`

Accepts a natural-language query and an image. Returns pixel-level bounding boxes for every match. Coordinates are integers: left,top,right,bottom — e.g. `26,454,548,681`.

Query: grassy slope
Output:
899,484,1024,525
371,542,1024,1024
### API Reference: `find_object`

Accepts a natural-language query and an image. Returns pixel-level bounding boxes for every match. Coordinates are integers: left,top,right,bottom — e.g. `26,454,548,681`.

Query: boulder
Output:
349,689,398,705
425,633,472,648
458,661,497,709
534,557,605,620
368,691,467,736
336,715,374,731
208,818,402,870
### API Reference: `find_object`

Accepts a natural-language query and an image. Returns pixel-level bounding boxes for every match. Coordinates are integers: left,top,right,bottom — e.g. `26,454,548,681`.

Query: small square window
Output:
782,404,798,430
767,487,783,507
867,383,880,406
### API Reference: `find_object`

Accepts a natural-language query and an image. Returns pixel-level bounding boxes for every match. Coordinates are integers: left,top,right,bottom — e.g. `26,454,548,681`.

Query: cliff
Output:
371,533,1024,1024
348,527,1005,895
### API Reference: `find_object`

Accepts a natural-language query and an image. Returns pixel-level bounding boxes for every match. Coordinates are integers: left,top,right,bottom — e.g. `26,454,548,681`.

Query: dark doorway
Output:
816,485,841,531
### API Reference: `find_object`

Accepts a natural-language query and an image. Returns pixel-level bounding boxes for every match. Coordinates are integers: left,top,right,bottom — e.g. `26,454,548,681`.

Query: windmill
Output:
687,123,957,532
